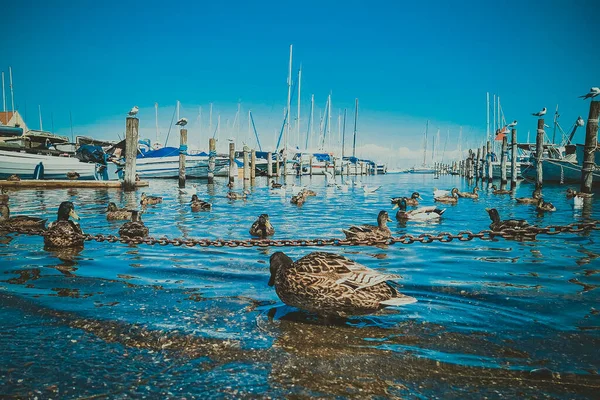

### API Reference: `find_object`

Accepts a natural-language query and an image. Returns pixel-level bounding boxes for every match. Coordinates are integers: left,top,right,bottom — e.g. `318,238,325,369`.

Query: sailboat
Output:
408,120,436,174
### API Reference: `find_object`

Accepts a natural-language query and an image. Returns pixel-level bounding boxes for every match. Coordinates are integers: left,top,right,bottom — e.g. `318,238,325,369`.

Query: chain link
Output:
1,220,599,248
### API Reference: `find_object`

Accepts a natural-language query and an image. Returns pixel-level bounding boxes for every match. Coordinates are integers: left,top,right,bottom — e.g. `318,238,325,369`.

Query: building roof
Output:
0,111,14,125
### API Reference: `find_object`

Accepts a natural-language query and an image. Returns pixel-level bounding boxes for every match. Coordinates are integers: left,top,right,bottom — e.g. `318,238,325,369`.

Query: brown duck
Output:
118,210,149,238
249,214,275,237
269,251,417,316
434,188,459,204
491,184,512,195
391,192,421,207
342,210,392,241
140,193,163,206
191,194,212,211
457,187,479,199
0,203,47,230
106,202,133,220
515,190,542,205
44,201,84,249
485,208,530,231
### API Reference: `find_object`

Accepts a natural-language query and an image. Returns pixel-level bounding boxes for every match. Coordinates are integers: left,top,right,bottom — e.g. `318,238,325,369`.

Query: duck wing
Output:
294,252,400,291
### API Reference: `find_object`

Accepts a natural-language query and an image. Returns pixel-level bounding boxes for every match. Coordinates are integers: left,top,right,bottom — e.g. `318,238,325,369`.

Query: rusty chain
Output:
1,221,599,248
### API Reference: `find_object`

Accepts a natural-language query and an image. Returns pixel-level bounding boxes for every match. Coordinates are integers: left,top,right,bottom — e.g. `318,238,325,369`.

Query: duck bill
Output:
392,204,399,210
387,217,393,222
69,209,80,220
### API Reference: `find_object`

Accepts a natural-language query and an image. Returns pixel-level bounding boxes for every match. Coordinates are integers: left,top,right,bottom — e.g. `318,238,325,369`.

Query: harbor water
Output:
1,174,599,398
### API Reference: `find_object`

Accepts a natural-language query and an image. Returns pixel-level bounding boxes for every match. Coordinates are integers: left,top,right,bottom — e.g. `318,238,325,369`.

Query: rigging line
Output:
163,105,178,147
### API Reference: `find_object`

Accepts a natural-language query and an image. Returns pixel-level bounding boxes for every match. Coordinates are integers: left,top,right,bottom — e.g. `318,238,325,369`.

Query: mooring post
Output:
500,136,507,188
267,152,273,179
333,158,338,177
580,100,600,194
208,138,216,185
275,153,281,177
243,146,250,184
250,149,256,183
228,142,235,186
475,148,481,182
535,119,544,192
309,156,313,176
511,129,518,190
486,141,493,185
178,128,187,189
470,152,475,180
283,152,287,176
123,116,139,191
479,145,485,184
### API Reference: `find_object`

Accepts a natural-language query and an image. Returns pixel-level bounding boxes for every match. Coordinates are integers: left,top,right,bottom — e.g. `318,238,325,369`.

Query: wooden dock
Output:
0,180,149,189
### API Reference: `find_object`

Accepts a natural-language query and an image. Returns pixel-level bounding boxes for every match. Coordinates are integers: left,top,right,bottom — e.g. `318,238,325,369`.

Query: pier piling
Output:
267,152,273,179
486,141,493,186
580,100,600,193
481,145,486,185
309,156,313,176
208,138,216,185
535,119,544,191
228,142,235,186
123,116,139,191
475,148,481,182
275,153,281,177
500,136,507,188
178,128,187,189
250,149,256,183
510,129,517,190
243,146,250,184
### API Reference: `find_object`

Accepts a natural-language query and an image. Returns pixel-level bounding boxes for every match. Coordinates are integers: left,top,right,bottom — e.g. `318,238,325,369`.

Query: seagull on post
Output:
507,120,517,128
532,107,547,117
579,87,600,100
128,106,139,117
175,117,188,127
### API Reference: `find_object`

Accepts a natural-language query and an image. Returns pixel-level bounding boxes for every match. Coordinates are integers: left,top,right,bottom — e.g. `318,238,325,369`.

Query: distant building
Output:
0,111,29,132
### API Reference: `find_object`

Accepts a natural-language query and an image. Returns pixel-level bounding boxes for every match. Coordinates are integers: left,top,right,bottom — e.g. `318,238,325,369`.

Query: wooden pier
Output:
0,180,149,189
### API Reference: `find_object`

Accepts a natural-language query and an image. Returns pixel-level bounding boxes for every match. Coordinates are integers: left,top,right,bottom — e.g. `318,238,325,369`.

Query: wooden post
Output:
178,128,187,188
475,148,481,182
481,145,487,184
208,138,216,185
283,153,287,176
500,136,507,187
469,152,475,179
228,142,235,185
267,152,273,179
535,119,544,191
580,101,600,194
123,116,139,191
486,141,493,185
309,156,313,176
250,149,256,182
511,129,518,189
243,146,250,183
373,161,377,175
275,153,281,177
333,158,338,177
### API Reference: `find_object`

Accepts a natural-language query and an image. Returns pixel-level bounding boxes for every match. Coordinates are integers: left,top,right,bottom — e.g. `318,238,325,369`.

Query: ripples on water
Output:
1,174,599,398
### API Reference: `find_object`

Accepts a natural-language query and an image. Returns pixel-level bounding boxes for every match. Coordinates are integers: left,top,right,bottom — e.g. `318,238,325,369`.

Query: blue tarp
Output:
137,147,180,158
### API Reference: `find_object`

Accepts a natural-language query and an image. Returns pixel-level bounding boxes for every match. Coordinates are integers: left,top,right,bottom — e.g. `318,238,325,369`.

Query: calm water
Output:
1,174,599,399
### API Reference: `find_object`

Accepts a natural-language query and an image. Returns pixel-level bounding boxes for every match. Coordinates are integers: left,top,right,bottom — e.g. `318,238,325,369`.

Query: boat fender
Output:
33,162,44,180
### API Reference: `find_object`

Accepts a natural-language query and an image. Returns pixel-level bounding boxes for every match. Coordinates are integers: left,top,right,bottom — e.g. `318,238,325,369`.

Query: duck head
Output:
533,190,542,199
259,214,273,230
392,197,409,211
58,201,79,221
107,202,118,212
485,208,501,224
491,185,498,190
411,192,422,200
451,188,460,196
377,210,392,227
473,187,479,193
269,251,293,286
191,194,199,202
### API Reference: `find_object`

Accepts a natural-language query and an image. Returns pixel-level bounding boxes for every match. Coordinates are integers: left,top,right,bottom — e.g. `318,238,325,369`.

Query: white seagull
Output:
176,117,188,127
128,106,139,117
579,87,600,100
507,120,518,128
532,107,547,117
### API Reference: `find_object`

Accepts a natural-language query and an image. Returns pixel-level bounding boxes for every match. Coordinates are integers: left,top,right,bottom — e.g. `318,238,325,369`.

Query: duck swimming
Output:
391,192,421,207
268,251,417,317
566,188,593,198
516,190,542,205
44,201,84,249
342,210,392,241
491,185,512,195
140,193,163,206
227,190,250,200
457,187,479,199
271,180,282,189
118,210,149,238
191,194,212,211
434,188,459,204
66,171,80,180
394,198,445,221
536,198,556,212
485,208,530,231
0,203,47,230
249,214,275,237
106,202,133,220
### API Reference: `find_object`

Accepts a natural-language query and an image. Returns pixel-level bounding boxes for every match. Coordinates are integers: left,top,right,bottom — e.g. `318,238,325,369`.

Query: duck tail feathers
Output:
435,208,446,216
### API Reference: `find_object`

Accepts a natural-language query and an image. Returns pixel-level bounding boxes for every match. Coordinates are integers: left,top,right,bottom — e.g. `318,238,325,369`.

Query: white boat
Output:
136,147,228,179
0,149,101,180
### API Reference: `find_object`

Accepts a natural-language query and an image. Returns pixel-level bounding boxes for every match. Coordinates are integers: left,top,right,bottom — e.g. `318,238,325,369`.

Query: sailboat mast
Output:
341,108,347,159
352,98,358,158
237,102,241,142
209,103,213,136
309,94,314,150
217,114,221,141
198,106,202,146
297,66,301,148
486,92,490,143
423,120,429,167
327,93,332,151
248,110,251,144
493,94,496,139
1,72,5,112
552,104,559,144
69,111,74,143
38,105,43,131
337,110,341,155
9,67,15,115
458,126,462,159
285,44,293,152
155,103,159,143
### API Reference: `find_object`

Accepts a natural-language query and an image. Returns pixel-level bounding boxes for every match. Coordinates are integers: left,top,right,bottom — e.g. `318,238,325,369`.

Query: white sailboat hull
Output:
0,149,99,180
136,155,228,179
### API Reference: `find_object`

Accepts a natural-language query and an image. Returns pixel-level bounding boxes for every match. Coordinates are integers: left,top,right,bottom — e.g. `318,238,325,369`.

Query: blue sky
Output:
2,0,599,166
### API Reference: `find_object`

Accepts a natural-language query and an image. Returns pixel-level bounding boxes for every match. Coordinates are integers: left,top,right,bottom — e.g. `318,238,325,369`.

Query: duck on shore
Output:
342,210,392,241
268,251,416,317
44,202,84,249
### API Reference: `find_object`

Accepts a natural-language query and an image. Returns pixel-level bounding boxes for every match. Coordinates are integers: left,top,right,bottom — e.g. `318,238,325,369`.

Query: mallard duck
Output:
66,171,80,180
7,174,20,181
135,174,141,182
566,188,593,199
536,198,556,212
106,202,133,220
394,198,445,221
491,184,512,195
516,190,542,204
249,214,275,237
0,203,47,230
118,210,149,238
140,193,163,206
291,191,307,205
342,210,392,241
433,188,450,198
227,190,250,200
391,192,421,207
271,180,282,189
302,189,317,197
44,201,84,249
434,188,459,204
191,194,211,211
268,251,417,316
485,208,530,231
457,187,479,199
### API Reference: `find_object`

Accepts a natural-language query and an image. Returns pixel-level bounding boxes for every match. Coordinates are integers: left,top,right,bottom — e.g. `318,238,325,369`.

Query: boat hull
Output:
136,155,228,179
0,149,99,180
